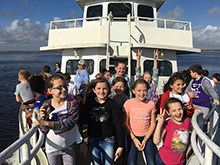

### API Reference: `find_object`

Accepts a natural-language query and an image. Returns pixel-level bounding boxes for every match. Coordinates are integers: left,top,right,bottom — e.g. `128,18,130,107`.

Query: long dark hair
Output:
163,72,185,93
82,77,111,103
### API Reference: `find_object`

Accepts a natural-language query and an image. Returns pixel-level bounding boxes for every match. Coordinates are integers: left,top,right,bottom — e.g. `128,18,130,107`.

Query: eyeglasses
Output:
51,85,68,90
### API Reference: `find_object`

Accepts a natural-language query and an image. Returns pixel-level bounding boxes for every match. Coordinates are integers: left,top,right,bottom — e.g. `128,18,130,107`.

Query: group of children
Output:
14,50,220,165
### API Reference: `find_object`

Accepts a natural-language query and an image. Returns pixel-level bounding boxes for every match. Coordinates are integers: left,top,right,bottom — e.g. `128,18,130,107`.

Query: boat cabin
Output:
40,0,200,94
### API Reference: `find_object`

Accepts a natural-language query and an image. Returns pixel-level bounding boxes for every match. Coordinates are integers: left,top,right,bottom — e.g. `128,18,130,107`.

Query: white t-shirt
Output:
169,92,190,103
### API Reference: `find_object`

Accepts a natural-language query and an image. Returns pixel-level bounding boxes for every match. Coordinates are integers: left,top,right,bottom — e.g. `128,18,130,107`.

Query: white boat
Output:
1,0,219,164
40,0,200,94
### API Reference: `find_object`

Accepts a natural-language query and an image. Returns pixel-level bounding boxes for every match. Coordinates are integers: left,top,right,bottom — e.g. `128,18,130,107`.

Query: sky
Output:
0,0,220,51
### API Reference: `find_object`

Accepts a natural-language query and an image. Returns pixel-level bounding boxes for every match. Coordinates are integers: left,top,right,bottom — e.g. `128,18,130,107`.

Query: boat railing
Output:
190,105,220,165
49,16,192,32
0,109,46,165
0,125,45,164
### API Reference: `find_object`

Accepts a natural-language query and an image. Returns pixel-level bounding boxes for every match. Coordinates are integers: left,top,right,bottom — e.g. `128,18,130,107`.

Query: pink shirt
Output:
159,118,192,165
124,99,156,136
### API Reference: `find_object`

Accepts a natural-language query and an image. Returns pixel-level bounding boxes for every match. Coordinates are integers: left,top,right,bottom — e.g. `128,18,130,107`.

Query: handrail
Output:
0,125,45,164
49,16,192,32
0,108,47,165
191,105,220,165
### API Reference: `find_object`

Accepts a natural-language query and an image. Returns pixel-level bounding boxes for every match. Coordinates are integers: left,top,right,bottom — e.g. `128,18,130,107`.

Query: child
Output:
109,77,129,164
211,73,220,90
124,79,156,165
185,64,219,117
63,72,77,96
136,49,159,102
42,65,52,78
158,72,195,118
109,77,129,109
33,74,82,165
80,77,124,165
29,74,52,115
153,98,192,165
109,60,130,88
103,70,111,81
14,69,34,103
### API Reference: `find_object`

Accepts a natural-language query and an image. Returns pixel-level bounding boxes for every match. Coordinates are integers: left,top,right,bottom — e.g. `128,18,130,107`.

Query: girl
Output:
102,69,111,81
109,77,129,165
33,74,82,165
80,77,124,165
109,60,130,96
109,77,129,109
158,72,195,118
135,49,159,102
124,79,156,165
153,97,192,165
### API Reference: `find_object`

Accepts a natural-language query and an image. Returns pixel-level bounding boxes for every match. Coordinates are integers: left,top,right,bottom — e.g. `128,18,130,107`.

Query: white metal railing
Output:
0,126,45,165
191,105,220,165
0,109,47,165
49,16,192,32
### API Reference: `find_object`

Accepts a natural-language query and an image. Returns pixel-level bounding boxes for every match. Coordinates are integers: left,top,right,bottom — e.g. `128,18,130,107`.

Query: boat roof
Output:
76,0,165,11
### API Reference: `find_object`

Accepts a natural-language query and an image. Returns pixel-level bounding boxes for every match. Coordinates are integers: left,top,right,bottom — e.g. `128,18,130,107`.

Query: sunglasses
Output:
51,85,68,90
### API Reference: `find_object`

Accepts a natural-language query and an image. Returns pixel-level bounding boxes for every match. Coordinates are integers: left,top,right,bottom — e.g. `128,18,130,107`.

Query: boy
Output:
14,69,34,103
185,64,219,117
211,73,220,90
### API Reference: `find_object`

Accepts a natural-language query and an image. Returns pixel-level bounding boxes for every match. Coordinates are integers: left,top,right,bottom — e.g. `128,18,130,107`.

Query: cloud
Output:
158,6,183,20
158,6,220,50
208,6,220,15
1,16,220,51
193,25,220,50
0,18,48,51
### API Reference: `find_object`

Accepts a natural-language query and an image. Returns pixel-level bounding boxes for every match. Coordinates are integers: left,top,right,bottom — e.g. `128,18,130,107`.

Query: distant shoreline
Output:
0,51,60,54
202,50,220,53
0,50,220,54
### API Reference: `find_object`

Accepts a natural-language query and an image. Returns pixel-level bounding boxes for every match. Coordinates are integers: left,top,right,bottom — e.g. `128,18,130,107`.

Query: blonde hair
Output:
18,69,31,80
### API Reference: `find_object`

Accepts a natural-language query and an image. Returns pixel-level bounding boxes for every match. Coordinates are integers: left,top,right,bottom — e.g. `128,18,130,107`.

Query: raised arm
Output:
153,49,159,69
153,109,166,145
135,49,142,80
150,49,159,100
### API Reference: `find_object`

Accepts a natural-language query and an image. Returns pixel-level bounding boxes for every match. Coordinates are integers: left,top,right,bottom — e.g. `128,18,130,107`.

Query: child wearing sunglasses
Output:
33,74,82,165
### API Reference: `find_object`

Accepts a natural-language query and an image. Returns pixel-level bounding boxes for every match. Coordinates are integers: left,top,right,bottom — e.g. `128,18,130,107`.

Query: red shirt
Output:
159,118,192,165
157,90,195,117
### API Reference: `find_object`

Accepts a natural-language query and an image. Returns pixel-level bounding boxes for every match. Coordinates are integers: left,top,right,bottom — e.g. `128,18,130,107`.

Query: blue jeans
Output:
127,136,156,165
155,152,165,165
88,136,115,165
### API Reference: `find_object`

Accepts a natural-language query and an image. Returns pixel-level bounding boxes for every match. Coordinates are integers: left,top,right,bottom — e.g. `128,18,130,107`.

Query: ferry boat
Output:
40,0,200,94
1,0,220,164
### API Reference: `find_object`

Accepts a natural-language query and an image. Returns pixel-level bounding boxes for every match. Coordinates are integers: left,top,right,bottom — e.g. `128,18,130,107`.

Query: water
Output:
0,51,220,153
0,52,61,152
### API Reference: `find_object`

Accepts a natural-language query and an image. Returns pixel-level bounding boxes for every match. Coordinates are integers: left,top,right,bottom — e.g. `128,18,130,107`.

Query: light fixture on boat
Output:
160,50,164,57
73,49,78,57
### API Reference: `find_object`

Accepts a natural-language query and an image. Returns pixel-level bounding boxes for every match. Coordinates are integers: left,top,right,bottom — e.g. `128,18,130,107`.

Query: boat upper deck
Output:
40,0,200,54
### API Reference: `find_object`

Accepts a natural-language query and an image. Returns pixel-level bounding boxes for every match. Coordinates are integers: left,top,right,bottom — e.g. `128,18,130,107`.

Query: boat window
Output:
100,58,136,76
138,5,154,21
108,3,132,19
87,5,103,20
66,60,94,75
144,60,172,76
